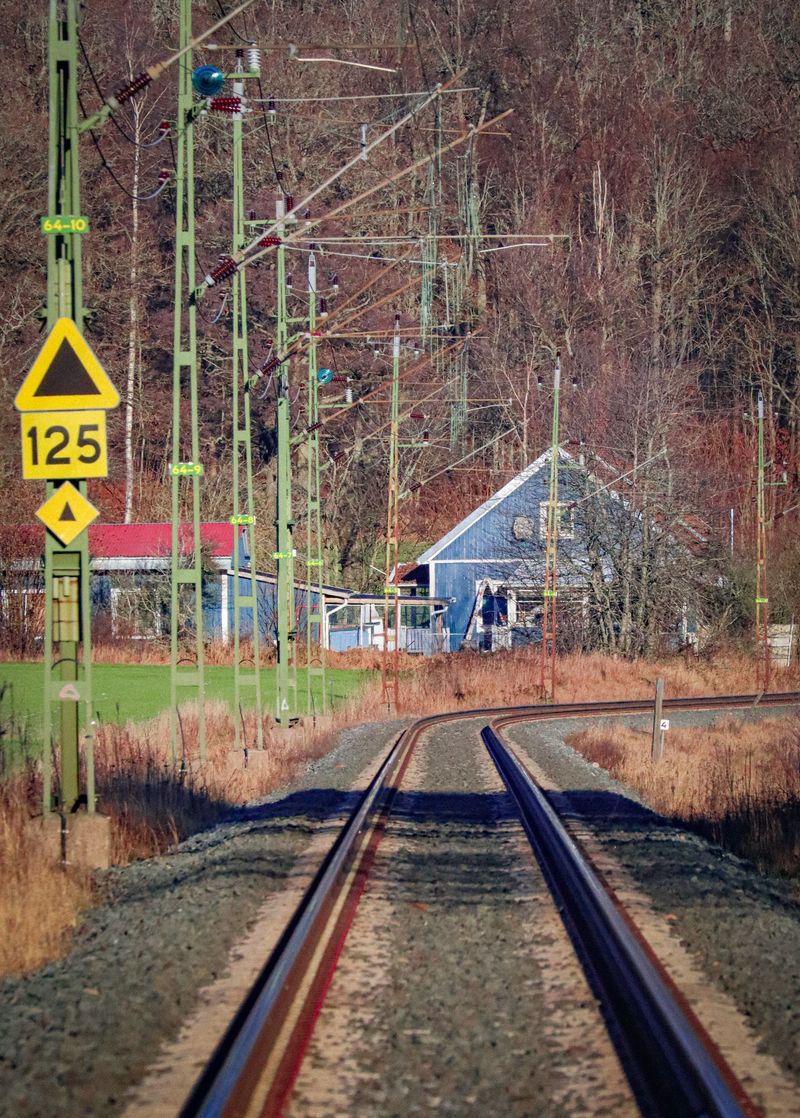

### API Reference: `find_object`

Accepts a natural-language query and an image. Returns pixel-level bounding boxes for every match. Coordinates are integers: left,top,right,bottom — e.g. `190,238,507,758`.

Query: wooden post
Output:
651,677,665,761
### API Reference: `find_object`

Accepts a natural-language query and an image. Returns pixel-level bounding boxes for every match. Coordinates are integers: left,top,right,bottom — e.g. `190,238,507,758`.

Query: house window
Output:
538,501,575,540
512,515,534,541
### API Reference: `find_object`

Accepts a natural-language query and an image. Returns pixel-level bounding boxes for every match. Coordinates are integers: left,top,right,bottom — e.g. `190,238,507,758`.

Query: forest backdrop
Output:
2,0,800,653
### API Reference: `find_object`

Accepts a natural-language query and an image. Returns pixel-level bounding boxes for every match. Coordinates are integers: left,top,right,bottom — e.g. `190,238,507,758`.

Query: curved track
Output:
179,691,800,1118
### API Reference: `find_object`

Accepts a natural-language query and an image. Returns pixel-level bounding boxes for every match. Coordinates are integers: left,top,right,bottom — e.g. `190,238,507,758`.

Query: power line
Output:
250,87,479,104
76,89,171,201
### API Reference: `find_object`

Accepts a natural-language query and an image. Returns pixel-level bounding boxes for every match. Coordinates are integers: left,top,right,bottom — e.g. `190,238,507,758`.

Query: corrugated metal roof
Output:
416,448,572,564
90,522,239,558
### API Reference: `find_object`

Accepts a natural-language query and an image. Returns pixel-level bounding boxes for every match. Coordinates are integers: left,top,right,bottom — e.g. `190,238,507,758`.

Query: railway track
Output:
179,691,800,1118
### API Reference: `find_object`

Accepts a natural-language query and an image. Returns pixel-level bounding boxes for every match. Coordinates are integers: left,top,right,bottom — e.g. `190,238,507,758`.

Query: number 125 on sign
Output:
21,410,108,479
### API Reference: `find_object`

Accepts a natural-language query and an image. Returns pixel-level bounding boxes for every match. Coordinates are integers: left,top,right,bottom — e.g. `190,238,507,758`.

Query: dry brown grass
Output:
568,715,800,877
0,774,93,975
88,639,266,666
2,648,798,977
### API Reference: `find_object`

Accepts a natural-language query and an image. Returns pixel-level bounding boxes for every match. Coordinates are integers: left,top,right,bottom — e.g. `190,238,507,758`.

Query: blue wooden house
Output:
399,444,706,652
401,447,687,653
404,449,587,651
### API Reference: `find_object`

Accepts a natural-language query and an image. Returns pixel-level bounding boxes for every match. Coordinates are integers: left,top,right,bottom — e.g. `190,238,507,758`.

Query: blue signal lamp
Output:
192,65,225,97
317,368,333,385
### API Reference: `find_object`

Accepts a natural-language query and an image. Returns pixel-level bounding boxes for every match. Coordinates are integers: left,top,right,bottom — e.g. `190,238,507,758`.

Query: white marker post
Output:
651,678,666,761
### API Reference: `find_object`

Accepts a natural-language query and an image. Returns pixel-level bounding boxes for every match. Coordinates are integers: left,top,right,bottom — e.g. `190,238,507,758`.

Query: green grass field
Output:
0,662,370,751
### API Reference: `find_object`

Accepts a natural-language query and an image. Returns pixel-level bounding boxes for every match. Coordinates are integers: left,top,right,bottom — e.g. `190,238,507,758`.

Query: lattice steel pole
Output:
755,391,770,692
540,355,561,703
382,319,401,709
169,0,206,760
304,253,327,714
230,51,264,750
275,197,298,726
42,0,94,814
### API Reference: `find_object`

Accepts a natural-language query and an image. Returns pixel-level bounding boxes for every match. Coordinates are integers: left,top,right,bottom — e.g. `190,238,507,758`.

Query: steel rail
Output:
483,721,762,1118
179,717,418,1118
180,691,798,1117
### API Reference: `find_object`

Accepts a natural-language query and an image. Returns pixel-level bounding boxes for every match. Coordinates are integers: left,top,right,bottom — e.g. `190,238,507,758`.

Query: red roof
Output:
89,522,239,559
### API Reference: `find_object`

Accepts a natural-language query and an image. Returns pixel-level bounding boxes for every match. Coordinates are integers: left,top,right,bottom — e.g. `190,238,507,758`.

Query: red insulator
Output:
306,422,322,434
158,169,171,183
209,96,242,114
258,234,282,248
410,412,425,420
159,120,171,132
260,356,281,374
285,194,295,212
115,72,152,105
209,257,238,284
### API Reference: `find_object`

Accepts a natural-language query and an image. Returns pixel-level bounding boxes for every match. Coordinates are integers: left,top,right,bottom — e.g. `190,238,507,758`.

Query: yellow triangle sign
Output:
16,318,120,412
36,482,99,546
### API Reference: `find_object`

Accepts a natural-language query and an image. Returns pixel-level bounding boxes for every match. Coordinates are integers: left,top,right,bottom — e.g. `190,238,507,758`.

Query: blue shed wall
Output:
429,459,590,651
221,573,324,644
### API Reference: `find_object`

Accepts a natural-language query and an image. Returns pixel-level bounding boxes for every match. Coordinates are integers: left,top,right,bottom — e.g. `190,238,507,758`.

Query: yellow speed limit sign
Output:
21,410,108,479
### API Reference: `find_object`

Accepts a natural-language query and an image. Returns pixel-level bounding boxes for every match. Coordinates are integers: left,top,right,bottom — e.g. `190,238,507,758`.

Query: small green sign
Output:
41,215,89,234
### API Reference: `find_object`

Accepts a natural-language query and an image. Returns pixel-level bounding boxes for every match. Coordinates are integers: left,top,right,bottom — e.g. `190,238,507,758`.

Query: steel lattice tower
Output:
169,0,206,760
230,53,264,749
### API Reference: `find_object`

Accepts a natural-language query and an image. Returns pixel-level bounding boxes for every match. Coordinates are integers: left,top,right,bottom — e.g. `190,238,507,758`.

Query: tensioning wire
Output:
250,87,478,104
291,233,565,242
76,90,172,202
282,244,458,266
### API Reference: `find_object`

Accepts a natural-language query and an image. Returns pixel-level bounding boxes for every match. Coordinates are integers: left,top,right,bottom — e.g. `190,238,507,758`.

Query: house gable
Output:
417,447,581,565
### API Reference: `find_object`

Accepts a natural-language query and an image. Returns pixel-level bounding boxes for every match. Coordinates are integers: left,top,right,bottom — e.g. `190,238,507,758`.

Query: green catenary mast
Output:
304,252,328,715
42,0,94,814
230,50,264,750
274,197,298,726
169,0,206,760
540,355,561,703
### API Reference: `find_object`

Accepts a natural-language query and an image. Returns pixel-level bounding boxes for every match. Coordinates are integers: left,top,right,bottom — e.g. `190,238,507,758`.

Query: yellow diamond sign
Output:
16,317,120,412
36,482,99,546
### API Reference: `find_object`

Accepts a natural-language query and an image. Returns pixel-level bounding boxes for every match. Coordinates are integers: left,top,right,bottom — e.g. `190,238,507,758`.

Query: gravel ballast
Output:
0,721,402,1118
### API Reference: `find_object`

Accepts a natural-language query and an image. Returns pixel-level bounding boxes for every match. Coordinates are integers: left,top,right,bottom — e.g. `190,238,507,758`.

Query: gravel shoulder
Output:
0,720,403,1118
506,704,800,1094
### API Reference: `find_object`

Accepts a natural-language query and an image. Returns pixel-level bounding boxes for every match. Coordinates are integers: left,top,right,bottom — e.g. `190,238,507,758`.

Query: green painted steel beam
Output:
275,200,298,727
230,58,264,750
43,0,94,814
305,252,327,716
170,0,206,761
